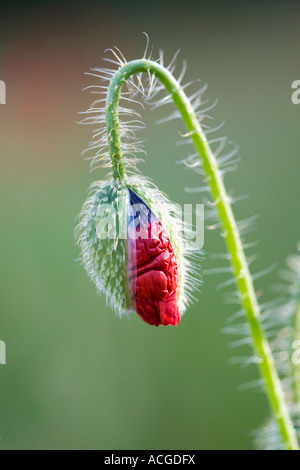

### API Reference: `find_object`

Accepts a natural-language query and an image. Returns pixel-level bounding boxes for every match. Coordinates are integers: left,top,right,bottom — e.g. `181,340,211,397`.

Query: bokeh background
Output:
0,0,300,450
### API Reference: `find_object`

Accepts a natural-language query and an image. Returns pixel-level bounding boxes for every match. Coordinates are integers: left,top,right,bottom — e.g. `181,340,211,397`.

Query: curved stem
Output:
105,58,299,450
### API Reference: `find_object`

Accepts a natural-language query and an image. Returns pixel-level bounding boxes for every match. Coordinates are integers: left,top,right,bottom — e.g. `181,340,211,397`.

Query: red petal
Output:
128,190,180,327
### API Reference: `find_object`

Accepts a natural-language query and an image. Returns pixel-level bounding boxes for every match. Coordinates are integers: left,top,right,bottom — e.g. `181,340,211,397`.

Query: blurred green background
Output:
0,0,300,450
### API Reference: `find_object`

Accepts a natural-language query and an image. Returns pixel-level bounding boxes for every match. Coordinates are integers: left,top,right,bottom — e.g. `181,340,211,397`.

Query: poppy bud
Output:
76,175,197,326
127,188,179,326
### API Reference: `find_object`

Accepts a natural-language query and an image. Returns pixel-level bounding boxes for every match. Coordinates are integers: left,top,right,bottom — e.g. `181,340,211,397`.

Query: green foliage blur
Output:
0,0,299,450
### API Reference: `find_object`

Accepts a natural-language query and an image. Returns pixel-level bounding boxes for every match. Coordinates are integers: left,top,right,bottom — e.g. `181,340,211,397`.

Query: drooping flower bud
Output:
76,175,198,326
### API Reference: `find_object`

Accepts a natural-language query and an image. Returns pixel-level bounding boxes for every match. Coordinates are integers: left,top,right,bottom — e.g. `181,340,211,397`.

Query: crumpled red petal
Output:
128,189,180,326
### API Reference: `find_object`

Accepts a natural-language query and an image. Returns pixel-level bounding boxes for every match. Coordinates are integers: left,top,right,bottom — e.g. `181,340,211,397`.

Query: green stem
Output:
105,58,299,450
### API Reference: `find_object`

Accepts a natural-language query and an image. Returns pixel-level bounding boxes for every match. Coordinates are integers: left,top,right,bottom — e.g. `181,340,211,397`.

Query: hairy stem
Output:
105,58,299,450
